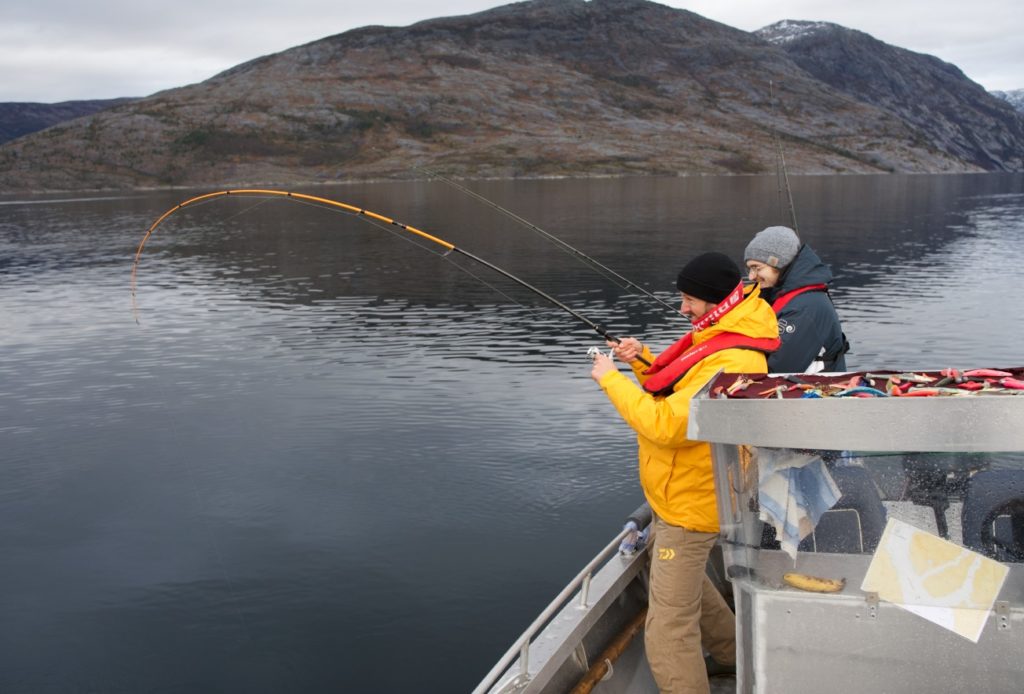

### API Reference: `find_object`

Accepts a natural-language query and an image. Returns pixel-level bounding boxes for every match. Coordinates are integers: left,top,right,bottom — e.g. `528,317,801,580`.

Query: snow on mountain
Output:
756,20,838,44
992,89,1024,113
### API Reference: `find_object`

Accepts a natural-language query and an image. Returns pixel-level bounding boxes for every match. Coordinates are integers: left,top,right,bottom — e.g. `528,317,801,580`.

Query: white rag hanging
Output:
757,447,842,561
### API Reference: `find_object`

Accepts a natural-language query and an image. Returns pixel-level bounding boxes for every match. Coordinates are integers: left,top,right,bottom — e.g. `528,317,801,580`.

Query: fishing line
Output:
416,166,683,317
213,194,278,225
132,189,633,348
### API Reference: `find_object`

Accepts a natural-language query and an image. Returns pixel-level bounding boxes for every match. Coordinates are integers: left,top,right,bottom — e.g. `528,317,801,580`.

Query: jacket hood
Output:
773,244,834,296
694,283,779,344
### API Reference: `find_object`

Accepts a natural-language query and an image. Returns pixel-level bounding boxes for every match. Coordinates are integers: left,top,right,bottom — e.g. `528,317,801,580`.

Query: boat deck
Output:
591,629,735,693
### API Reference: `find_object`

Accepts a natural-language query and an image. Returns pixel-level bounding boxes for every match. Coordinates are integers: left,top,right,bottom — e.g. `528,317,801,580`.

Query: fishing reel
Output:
587,346,613,362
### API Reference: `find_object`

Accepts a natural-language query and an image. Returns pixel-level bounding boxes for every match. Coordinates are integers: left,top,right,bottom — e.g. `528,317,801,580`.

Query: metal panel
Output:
735,577,1024,693
688,374,1024,452
688,372,1024,691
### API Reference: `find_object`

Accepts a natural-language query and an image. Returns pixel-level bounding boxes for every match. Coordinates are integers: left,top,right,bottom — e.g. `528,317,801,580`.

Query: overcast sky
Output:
4,0,1021,102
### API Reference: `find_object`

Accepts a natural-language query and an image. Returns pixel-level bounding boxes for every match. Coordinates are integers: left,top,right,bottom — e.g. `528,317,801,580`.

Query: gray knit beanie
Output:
744,226,800,268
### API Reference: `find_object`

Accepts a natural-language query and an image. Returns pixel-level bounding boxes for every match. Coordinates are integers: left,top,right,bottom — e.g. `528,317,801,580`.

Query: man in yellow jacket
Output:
590,251,778,694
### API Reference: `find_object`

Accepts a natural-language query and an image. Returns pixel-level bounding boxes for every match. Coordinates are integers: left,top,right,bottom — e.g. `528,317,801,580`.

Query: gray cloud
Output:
2,0,1020,102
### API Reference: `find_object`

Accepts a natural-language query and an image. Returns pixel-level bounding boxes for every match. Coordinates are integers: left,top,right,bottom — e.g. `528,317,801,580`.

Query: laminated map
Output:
861,518,1009,642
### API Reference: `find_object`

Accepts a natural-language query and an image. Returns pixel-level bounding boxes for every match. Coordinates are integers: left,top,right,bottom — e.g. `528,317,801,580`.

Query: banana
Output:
782,572,846,593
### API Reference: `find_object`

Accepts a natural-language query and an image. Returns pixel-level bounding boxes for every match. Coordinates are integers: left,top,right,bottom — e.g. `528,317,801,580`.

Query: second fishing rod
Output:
418,166,684,319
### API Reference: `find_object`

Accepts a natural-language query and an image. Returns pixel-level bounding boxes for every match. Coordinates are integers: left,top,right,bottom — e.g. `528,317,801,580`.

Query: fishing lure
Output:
833,386,889,398
964,368,1013,378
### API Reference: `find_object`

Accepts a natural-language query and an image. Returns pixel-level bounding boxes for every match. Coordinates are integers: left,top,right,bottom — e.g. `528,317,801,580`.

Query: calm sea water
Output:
1,173,1022,693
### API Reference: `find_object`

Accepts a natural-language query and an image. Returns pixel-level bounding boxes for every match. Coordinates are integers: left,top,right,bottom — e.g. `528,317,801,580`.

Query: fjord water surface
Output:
1,173,1022,692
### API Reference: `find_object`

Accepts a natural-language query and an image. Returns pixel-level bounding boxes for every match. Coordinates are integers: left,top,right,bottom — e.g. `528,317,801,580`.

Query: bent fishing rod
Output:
131,188,639,350
417,166,682,317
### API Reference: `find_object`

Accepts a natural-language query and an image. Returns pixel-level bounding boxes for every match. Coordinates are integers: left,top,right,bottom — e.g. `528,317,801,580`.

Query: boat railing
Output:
472,503,651,694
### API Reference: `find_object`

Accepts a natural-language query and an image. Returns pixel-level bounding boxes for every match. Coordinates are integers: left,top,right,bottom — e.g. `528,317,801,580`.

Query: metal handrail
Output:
471,527,630,694
472,516,648,694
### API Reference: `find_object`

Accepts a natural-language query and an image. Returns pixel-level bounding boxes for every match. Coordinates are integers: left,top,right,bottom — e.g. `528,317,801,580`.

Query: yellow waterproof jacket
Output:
598,285,777,532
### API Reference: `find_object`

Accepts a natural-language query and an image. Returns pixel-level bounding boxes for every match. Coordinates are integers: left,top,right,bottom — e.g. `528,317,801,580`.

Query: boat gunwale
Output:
474,526,650,694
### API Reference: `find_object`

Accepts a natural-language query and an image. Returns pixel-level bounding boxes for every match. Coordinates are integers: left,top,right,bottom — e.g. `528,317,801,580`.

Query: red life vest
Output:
640,283,780,396
641,331,781,396
771,284,827,312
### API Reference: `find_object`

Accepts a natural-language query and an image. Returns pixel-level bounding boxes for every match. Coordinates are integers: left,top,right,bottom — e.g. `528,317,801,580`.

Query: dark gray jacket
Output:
761,244,848,373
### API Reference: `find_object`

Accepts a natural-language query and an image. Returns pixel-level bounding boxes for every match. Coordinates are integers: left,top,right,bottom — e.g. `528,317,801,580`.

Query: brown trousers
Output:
645,518,736,694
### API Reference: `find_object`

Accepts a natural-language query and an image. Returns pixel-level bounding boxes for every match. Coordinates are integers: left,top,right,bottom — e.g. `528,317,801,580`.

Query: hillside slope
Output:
1,0,1019,191
758,20,1024,170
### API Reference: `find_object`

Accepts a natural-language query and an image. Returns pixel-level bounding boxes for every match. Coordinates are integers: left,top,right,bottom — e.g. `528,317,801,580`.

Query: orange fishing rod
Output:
131,188,629,344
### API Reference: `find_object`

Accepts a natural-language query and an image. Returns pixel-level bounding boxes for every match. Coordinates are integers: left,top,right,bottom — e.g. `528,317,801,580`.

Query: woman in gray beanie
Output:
744,226,849,373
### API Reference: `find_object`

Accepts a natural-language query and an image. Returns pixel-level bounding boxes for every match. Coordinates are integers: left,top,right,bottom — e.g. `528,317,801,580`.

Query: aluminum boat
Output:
475,368,1024,693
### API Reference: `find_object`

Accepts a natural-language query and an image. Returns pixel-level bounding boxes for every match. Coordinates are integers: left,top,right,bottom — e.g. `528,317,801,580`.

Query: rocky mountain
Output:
0,98,136,144
2,0,1022,192
992,89,1024,114
757,20,1024,171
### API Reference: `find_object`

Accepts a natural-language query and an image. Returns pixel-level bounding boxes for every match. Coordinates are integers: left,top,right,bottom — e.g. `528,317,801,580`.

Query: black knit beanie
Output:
676,251,741,304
